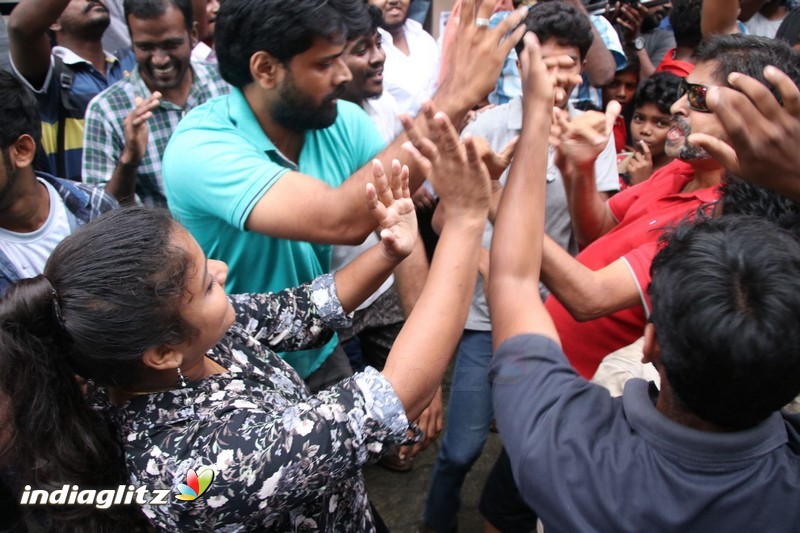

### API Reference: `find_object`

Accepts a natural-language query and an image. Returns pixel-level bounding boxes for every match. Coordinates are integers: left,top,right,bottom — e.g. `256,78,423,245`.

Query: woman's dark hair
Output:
215,0,347,88
633,72,681,115
0,207,192,529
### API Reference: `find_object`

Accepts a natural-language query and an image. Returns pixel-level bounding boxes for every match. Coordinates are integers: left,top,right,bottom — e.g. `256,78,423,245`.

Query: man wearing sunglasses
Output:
538,34,800,380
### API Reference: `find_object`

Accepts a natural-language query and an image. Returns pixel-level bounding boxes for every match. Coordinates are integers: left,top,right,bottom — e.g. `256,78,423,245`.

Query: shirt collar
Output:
622,379,789,464
226,88,298,170
36,171,90,212
52,46,121,67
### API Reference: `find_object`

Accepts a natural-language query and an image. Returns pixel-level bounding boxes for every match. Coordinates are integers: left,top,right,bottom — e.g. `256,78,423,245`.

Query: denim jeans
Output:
424,330,494,531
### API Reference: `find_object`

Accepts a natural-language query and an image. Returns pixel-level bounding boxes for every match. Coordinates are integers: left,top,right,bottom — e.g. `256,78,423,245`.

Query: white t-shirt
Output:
744,12,786,39
379,19,440,116
0,179,74,279
363,92,403,144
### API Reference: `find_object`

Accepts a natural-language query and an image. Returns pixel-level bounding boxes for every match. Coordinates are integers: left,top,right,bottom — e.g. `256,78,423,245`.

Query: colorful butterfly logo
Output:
175,466,215,501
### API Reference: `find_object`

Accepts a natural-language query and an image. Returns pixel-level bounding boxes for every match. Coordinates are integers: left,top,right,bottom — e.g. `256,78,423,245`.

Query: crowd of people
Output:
0,0,798,531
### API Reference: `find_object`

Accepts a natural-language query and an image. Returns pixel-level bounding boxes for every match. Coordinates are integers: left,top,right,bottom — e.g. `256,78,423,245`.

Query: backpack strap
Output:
52,55,75,179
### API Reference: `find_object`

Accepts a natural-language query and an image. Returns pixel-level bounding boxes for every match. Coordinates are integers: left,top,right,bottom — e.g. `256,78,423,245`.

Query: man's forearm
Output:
562,162,615,248
584,23,616,87
540,235,639,321
105,160,140,205
8,0,68,83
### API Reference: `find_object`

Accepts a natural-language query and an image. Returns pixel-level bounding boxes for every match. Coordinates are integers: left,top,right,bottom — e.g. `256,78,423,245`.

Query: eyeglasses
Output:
678,79,711,113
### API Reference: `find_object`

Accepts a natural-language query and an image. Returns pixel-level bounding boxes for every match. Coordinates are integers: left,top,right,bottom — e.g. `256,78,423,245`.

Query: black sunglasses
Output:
678,79,711,113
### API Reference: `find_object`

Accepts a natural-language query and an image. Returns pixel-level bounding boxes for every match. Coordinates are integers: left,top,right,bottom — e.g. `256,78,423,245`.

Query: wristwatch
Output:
632,36,645,51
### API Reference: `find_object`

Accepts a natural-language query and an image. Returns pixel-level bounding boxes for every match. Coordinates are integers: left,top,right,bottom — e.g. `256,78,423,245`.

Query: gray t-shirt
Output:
644,28,676,69
490,334,800,532
461,97,619,331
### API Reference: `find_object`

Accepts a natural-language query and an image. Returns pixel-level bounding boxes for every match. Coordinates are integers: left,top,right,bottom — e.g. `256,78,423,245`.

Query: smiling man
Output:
8,0,137,181
369,0,439,115
161,0,528,391
81,0,229,206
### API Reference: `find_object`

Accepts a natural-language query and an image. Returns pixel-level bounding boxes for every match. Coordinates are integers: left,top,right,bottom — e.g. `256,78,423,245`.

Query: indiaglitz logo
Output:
175,466,216,501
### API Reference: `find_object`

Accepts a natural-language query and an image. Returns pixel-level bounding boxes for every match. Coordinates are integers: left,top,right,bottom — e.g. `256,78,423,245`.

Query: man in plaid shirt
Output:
82,0,229,206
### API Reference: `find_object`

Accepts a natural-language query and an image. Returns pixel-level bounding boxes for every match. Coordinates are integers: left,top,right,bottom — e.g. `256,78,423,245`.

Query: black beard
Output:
271,84,345,132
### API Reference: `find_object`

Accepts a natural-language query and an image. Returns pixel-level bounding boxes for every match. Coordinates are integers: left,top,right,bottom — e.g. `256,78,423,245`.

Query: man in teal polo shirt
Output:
162,0,528,389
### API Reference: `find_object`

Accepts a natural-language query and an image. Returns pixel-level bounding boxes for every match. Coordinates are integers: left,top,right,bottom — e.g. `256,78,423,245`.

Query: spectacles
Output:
678,79,711,113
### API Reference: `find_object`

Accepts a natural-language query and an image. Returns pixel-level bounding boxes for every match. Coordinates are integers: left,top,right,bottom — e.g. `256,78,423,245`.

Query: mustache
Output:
325,84,346,103
671,116,691,136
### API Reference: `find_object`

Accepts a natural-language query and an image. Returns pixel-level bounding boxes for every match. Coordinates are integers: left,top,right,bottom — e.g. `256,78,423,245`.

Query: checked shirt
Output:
82,60,230,206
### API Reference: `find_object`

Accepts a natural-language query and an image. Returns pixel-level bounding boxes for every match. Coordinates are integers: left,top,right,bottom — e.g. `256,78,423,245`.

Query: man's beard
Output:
271,79,346,132
665,116,712,161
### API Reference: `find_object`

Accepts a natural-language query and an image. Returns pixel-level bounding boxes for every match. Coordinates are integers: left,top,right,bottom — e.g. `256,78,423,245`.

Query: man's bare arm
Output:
8,0,69,87
245,1,529,245
701,0,743,37
540,236,642,322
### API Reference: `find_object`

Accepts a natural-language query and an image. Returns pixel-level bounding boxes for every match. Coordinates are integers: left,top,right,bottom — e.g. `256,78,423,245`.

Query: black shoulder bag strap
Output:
53,55,76,179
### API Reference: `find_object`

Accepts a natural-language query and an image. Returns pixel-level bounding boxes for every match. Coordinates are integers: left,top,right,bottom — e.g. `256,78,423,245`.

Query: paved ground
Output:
364,365,503,532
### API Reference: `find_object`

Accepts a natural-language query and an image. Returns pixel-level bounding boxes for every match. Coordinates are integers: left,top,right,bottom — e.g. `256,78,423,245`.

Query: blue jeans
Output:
424,330,494,531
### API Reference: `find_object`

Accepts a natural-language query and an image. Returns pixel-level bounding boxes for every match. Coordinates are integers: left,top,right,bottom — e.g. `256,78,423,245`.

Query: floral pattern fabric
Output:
92,274,417,531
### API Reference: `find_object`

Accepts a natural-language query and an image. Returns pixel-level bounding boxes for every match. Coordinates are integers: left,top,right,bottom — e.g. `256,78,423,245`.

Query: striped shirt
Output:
83,60,230,206
11,46,136,182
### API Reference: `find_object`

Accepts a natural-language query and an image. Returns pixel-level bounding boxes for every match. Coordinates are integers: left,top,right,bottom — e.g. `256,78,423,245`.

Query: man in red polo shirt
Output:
541,34,798,379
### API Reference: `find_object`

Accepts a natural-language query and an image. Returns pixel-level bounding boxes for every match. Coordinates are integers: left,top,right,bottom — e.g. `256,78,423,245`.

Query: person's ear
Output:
50,21,62,33
250,51,283,89
580,59,587,74
9,135,36,169
141,344,183,371
642,322,661,365
190,22,199,47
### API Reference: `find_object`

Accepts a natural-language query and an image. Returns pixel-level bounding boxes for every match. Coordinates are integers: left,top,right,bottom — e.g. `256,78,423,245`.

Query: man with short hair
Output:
422,4,618,530
162,0,527,389
0,71,117,295
487,35,800,530
8,0,137,182
82,0,229,206
544,34,800,380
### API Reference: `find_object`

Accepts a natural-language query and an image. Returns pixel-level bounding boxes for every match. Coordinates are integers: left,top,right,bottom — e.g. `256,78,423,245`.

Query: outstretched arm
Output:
489,34,567,350
380,110,491,422
334,160,418,313
243,1,528,246
540,236,642,321
8,0,68,87
556,101,622,248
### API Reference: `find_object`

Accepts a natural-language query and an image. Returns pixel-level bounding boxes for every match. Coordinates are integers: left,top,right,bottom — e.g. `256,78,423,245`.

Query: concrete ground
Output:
364,366,503,532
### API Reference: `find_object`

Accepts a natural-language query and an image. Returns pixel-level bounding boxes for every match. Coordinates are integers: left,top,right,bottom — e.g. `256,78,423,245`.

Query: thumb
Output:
499,136,519,160
688,133,740,173
604,100,622,135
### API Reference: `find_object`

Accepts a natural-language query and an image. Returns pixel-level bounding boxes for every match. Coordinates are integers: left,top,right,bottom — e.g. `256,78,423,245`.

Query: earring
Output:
176,367,188,388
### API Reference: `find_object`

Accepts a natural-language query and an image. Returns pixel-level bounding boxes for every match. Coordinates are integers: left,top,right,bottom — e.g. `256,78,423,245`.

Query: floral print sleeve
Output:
228,273,351,354
102,328,420,531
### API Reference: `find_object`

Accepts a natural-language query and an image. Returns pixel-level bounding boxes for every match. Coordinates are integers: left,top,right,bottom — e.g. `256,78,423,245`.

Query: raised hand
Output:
555,100,621,170
519,33,583,108
120,92,161,167
401,107,491,222
438,0,528,113
688,67,800,202
366,159,418,261
626,140,654,185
